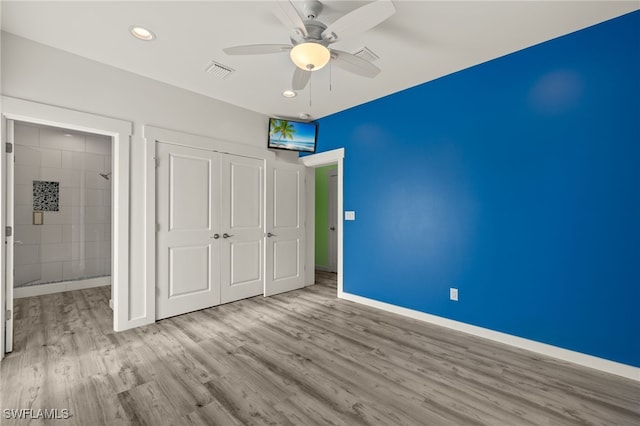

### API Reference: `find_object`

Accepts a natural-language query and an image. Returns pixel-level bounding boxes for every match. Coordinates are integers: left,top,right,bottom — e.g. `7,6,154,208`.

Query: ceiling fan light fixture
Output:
290,42,330,71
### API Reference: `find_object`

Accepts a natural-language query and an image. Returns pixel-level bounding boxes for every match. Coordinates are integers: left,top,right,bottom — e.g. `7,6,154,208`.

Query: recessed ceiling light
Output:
299,113,311,120
129,26,156,41
282,90,297,98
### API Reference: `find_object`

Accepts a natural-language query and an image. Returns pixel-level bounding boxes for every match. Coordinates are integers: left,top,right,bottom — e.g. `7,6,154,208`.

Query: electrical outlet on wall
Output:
450,288,459,301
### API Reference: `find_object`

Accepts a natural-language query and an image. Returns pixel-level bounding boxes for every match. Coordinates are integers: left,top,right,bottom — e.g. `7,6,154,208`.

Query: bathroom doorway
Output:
12,122,113,298
2,97,131,359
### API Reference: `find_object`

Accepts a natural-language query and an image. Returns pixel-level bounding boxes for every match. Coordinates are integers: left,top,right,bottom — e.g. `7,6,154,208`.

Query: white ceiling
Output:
2,1,638,120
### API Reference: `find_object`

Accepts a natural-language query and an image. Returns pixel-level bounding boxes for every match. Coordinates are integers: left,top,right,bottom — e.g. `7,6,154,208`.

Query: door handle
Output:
211,234,220,239
330,227,335,231
267,232,276,237
222,233,233,239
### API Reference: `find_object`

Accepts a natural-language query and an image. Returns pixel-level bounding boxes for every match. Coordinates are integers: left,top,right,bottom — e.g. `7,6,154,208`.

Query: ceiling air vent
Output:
204,60,234,78
353,46,379,62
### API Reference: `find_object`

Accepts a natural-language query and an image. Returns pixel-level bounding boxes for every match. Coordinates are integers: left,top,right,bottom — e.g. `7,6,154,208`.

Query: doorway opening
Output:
12,122,113,300
314,165,338,273
300,148,344,297
2,97,131,360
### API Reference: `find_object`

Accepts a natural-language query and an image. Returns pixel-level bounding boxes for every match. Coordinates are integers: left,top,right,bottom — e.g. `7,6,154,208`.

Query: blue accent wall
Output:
318,11,640,367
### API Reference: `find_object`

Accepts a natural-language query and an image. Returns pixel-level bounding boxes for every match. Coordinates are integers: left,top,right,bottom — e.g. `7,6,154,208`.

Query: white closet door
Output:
265,162,306,296
220,154,264,303
156,142,221,319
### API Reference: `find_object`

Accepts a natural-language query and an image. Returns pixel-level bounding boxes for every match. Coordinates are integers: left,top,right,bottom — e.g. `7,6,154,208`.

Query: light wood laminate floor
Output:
1,272,638,425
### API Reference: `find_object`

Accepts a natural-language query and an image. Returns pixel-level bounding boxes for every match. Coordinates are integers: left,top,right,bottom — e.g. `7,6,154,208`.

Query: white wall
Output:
13,122,111,287
1,32,296,326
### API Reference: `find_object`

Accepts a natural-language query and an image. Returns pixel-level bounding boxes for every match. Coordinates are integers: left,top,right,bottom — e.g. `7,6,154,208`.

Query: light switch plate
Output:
345,211,356,221
450,288,458,301
33,211,43,225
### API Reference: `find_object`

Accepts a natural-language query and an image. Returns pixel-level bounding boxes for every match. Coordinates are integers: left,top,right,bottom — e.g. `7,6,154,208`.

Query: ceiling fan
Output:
223,0,396,90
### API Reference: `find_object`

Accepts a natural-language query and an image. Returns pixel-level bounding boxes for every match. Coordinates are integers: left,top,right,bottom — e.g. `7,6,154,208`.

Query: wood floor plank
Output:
117,381,184,426
183,398,244,426
203,375,296,426
1,277,638,426
130,343,213,416
233,299,507,425
259,296,577,424
252,296,542,422
273,393,351,426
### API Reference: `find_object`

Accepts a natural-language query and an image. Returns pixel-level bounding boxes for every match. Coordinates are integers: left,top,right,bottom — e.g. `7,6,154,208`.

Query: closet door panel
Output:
220,154,264,303
265,162,306,297
156,142,220,319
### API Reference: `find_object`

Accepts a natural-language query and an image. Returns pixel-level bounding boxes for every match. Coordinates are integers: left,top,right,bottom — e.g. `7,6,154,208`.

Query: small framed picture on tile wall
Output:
33,180,60,212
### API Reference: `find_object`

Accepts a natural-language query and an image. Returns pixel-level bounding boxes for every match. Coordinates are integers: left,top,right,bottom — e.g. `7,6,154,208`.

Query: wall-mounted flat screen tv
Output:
268,118,317,153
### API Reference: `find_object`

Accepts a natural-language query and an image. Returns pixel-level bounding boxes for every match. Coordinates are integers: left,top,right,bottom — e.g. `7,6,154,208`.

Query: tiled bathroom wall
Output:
13,122,112,287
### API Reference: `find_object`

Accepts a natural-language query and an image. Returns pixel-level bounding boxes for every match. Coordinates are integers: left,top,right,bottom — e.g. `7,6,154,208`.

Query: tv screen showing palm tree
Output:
268,118,317,153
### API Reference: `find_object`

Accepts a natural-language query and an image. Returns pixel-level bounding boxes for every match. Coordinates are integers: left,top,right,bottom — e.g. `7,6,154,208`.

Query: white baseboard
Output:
340,292,639,382
14,277,111,298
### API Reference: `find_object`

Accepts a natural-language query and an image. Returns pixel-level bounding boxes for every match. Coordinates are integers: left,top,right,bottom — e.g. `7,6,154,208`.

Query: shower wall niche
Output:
13,122,112,288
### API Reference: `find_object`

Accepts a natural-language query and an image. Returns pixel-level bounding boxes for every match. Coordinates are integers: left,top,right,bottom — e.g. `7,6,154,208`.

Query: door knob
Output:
212,234,220,239
222,233,233,238
267,232,276,237
330,227,335,231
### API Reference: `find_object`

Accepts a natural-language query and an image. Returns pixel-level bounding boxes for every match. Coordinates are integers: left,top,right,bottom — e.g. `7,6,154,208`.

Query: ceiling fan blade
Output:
223,44,292,55
274,0,308,38
292,67,312,90
330,50,381,78
322,0,396,43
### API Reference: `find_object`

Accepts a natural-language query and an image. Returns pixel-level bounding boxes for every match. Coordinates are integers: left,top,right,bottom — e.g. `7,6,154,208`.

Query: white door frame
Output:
0,97,132,359
2,119,15,355
300,148,345,296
